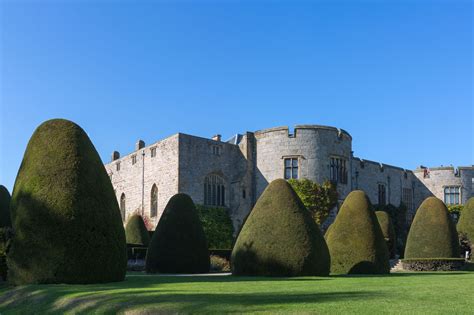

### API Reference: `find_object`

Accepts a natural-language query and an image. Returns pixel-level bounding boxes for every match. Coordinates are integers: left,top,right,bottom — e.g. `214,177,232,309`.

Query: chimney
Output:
111,151,120,161
136,139,145,151
212,134,222,142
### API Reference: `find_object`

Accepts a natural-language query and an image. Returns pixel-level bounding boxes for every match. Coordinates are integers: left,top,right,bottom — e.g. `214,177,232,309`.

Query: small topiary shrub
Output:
404,197,460,260
375,211,396,259
146,194,210,274
231,179,330,276
210,255,230,272
125,214,150,247
457,197,474,245
0,185,11,228
325,190,390,274
0,227,13,281
196,205,234,249
7,119,127,285
401,258,465,271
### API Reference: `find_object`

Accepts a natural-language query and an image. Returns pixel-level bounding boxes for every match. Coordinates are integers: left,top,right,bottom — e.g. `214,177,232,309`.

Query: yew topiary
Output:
375,211,396,259
231,179,330,276
457,197,474,244
404,197,460,259
125,214,150,246
325,190,390,274
146,194,210,273
7,119,127,285
0,185,11,227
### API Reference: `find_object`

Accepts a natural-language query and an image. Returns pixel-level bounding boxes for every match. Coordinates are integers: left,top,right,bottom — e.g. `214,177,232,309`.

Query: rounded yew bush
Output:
0,185,11,228
146,193,210,273
231,179,330,276
404,197,460,259
375,211,396,258
125,214,150,246
325,190,390,274
457,197,474,244
8,119,127,285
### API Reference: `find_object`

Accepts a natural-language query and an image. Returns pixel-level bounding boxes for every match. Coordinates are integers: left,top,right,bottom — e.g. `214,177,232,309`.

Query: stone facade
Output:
104,124,474,231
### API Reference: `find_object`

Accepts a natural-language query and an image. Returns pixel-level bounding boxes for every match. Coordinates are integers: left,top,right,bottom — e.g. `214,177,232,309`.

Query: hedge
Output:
0,186,11,228
146,194,210,273
457,197,474,244
7,119,127,285
325,190,390,274
196,205,234,249
404,197,460,259
375,211,396,259
125,214,150,247
231,179,330,276
401,258,465,271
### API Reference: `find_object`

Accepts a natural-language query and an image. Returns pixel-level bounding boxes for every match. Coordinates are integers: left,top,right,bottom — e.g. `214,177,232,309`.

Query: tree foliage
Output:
196,205,234,249
288,179,338,225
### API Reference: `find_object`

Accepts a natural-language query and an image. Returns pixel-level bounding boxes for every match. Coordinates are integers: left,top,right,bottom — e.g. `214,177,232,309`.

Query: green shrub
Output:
374,203,408,258
125,214,150,247
196,205,234,249
288,179,338,225
457,197,474,244
404,197,460,259
210,255,230,272
325,190,390,274
0,185,11,228
401,258,465,271
0,227,13,281
146,194,210,274
375,211,396,259
7,119,127,285
231,179,330,276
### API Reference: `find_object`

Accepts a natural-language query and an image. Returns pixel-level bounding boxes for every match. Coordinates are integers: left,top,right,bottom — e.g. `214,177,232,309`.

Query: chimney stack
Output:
111,151,120,161
212,134,222,142
136,139,145,151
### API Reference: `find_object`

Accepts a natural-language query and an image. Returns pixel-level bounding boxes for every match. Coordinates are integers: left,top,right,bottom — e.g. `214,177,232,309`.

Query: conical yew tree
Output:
125,214,150,246
8,119,127,285
146,193,210,273
375,211,396,258
0,185,11,227
231,179,330,276
405,197,459,259
457,197,474,244
325,190,390,274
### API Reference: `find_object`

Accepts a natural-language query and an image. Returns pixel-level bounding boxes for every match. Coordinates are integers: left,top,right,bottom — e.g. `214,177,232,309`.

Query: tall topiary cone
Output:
325,190,389,274
405,197,460,259
231,179,330,276
375,211,396,259
125,214,150,246
457,197,474,243
146,194,209,273
8,119,127,285
0,185,11,227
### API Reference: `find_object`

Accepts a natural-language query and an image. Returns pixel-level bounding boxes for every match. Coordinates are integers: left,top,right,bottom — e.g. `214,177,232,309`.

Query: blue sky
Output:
0,0,472,192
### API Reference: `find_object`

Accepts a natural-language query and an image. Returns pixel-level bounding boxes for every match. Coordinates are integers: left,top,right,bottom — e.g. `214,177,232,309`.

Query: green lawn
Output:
1,271,473,314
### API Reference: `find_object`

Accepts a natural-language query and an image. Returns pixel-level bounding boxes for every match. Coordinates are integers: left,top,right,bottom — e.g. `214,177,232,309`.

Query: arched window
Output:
150,184,158,217
204,174,226,206
120,193,126,221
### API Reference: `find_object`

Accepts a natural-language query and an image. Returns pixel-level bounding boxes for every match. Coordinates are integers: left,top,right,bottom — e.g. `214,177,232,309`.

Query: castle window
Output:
131,155,137,165
204,174,226,206
402,188,413,211
284,158,298,179
212,146,221,156
378,184,386,205
150,184,158,217
116,162,121,171
242,189,246,199
120,193,126,221
330,157,347,184
444,186,460,205
151,147,156,158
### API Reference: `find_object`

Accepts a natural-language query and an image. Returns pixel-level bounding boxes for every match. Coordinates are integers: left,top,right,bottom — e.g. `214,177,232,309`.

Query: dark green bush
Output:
196,205,234,249
231,179,330,276
325,190,390,274
375,211,396,259
374,203,408,258
404,197,460,259
0,185,11,228
7,119,127,285
0,227,13,281
146,194,210,273
125,214,150,247
401,258,465,271
457,197,474,244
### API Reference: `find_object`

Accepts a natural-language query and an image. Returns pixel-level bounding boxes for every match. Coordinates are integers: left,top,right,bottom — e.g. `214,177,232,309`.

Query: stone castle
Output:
104,124,474,231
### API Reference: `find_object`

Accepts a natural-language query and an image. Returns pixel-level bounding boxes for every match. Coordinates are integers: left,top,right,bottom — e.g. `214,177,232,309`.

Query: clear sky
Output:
0,0,472,193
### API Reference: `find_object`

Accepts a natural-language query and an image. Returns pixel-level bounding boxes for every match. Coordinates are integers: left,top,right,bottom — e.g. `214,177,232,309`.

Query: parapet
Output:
254,125,352,140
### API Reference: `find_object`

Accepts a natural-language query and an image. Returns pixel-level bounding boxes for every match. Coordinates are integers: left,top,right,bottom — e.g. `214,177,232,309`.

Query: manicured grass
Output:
1,270,473,314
